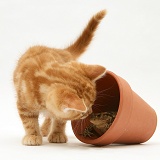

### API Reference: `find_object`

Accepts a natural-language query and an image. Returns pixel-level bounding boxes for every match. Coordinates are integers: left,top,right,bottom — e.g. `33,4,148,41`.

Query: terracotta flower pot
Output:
71,71,157,146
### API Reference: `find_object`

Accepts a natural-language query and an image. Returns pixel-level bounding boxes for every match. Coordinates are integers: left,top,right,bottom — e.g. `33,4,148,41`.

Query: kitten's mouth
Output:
80,109,92,119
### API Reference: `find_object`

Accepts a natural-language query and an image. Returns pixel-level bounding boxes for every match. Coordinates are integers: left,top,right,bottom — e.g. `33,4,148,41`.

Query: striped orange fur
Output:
13,10,107,145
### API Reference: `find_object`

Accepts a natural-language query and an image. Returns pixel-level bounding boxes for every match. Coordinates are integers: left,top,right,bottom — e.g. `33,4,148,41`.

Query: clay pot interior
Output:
72,74,120,140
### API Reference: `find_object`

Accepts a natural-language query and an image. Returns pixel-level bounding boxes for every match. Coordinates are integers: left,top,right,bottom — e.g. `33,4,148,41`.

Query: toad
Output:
81,111,117,138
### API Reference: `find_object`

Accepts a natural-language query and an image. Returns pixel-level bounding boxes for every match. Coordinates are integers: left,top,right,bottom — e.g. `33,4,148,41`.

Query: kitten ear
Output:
81,64,106,82
61,94,87,113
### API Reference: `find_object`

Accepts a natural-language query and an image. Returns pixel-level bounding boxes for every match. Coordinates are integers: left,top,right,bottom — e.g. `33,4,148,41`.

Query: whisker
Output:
95,103,112,108
96,95,115,99
97,83,115,95
83,118,88,128
93,103,106,107
95,108,104,112
92,106,104,112
73,121,78,134
73,120,81,135
80,119,83,135
92,103,113,112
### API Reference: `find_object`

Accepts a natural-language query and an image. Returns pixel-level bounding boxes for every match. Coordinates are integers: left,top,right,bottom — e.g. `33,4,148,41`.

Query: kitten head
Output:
46,62,106,120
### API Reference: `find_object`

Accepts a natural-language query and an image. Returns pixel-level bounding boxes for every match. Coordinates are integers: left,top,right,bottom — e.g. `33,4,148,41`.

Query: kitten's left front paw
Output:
22,135,42,146
48,132,67,143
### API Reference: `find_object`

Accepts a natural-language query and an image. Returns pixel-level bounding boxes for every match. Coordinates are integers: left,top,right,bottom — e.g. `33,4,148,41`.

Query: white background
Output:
0,0,160,159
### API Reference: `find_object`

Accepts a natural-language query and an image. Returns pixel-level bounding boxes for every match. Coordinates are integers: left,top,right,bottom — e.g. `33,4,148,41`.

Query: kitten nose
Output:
80,108,93,119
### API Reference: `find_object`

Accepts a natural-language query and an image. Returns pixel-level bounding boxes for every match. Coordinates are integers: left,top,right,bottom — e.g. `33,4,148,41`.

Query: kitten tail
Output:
66,9,107,59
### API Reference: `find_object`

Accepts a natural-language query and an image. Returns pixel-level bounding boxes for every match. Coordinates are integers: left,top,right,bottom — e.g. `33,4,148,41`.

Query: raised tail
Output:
65,9,107,59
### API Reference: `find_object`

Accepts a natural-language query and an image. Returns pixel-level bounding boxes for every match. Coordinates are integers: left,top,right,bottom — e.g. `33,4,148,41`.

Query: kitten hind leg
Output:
48,119,67,143
18,108,42,145
41,118,51,137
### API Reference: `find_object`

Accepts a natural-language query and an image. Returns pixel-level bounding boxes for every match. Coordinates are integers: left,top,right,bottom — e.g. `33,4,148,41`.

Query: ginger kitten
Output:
13,10,107,145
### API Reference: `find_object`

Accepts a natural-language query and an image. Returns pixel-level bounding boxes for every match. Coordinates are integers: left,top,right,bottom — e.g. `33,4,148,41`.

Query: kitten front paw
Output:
48,132,67,143
22,135,42,146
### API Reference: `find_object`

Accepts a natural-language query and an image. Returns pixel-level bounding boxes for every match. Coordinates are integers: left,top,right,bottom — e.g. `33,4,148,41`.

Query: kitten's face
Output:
46,62,106,120
46,82,95,120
